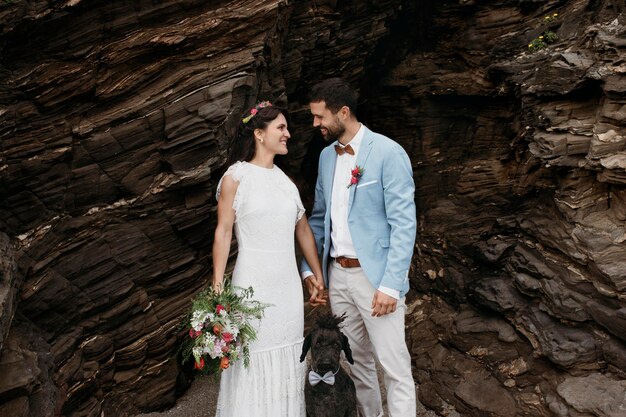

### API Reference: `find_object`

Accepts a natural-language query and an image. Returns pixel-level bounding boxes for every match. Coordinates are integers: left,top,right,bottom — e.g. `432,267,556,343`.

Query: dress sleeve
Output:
295,192,306,222
216,161,245,213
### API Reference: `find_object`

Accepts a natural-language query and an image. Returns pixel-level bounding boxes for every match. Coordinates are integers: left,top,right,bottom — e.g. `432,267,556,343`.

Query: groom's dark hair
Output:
309,78,358,115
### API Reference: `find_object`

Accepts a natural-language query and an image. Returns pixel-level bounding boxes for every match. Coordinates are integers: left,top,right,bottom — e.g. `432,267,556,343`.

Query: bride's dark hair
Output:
226,105,288,167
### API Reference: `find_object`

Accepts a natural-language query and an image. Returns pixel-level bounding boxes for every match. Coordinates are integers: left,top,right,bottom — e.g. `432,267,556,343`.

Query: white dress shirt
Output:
329,125,363,259
304,124,399,299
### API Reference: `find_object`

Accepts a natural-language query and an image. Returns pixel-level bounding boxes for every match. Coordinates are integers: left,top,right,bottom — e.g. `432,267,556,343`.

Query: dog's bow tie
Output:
308,370,336,386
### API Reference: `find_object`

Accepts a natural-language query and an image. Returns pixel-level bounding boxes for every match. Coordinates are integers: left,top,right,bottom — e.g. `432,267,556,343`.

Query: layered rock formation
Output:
371,1,626,415
0,0,624,416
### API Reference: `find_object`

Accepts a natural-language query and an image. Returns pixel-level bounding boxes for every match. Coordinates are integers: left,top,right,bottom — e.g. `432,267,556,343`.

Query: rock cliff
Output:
0,0,624,416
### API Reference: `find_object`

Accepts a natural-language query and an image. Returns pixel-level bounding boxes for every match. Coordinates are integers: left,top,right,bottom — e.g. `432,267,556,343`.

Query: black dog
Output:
300,313,357,417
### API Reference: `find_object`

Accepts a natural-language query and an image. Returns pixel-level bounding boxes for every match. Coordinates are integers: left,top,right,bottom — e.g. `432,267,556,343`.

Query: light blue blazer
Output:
301,126,416,297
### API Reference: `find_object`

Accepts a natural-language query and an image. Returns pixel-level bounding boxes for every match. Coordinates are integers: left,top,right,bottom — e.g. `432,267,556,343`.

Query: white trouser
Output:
329,261,416,417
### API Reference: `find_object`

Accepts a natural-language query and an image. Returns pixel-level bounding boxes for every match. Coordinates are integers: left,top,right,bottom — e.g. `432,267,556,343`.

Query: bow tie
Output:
308,370,336,386
334,144,354,156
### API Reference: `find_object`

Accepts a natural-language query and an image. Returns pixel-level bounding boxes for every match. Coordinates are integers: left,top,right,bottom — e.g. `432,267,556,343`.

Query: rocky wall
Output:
0,0,625,416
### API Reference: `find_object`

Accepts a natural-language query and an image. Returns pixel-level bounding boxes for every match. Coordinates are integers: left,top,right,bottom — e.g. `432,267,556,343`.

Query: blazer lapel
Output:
324,141,339,203
348,129,374,211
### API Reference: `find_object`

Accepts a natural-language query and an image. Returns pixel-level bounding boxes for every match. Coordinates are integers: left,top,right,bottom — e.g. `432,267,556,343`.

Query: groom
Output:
301,78,417,417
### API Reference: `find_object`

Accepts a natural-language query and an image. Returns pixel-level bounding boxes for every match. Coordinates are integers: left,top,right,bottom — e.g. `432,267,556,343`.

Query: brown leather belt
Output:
334,256,361,268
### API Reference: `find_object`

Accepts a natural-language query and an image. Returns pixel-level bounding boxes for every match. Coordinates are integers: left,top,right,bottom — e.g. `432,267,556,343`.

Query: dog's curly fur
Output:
300,313,357,417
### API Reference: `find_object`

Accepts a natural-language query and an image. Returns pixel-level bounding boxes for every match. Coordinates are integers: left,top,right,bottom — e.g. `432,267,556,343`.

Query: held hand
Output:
371,290,397,317
314,275,328,304
305,274,327,306
309,276,328,307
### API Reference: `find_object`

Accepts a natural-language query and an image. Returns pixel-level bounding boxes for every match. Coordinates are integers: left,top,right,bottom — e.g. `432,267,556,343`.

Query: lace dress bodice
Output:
217,161,305,252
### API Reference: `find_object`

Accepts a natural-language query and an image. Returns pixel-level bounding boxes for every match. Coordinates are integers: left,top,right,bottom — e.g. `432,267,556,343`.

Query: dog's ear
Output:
300,333,312,362
341,333,354,364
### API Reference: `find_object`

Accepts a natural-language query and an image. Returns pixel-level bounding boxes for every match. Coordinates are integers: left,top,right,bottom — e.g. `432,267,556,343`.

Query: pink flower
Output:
211,339,227,358
222,332,234,343
350,177,358,184
250,108,258,115
189,328,202,338
351,168,360,176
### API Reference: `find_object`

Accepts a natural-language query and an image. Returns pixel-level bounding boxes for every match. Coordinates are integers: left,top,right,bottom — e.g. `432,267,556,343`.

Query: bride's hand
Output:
212,280,224,294
305,274,327,306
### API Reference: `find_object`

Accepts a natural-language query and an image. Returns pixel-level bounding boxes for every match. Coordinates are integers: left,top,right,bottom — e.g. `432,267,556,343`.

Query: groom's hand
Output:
305,274,327,306
371,291,397,317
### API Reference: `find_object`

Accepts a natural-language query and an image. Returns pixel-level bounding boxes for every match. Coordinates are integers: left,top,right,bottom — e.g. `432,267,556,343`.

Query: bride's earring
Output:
254,129,264,143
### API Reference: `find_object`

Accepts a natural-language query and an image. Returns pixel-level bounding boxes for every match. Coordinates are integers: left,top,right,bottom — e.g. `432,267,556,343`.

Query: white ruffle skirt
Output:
215,339,306,417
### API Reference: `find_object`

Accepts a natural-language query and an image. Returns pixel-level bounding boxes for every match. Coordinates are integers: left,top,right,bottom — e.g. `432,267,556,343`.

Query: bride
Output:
212,102,326,416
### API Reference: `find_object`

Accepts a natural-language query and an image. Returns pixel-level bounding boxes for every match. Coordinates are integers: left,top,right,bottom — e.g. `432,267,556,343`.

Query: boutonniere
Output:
347,166,364,188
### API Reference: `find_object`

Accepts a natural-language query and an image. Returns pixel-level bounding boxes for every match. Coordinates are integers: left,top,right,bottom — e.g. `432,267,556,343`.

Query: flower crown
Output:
242,101,272,124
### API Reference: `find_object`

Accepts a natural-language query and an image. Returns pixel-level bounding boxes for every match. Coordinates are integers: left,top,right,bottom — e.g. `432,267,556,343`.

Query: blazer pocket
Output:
378,238,390,248
356,179,378,189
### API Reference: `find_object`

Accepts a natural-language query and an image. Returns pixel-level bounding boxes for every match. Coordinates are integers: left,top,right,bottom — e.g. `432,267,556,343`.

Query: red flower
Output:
194,358,205,370
189,328,202,338
347,165,364,188
222,332,234,343
220,357,230,369
216,304,226,314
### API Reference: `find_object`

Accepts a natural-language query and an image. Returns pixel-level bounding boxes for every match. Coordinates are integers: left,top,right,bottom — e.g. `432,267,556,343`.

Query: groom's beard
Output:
320,120,345,141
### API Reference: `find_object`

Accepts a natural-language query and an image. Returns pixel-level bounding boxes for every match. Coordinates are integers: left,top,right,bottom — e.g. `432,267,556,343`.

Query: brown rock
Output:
1,1,626,417
557,373,626,417
454,371,517,417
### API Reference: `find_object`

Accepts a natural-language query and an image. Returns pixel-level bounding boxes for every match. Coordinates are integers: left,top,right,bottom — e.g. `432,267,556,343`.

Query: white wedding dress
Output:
215,161,306,417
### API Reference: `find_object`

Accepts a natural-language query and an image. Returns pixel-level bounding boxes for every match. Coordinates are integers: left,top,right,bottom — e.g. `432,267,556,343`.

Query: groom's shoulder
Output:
366,128,407,155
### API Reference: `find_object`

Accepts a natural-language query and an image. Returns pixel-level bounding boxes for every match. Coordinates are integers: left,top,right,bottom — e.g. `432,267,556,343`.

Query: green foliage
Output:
180,278,270,376
528,31,558,52
543,13,559,24
528,37,547,52
527,11,560,52
544,31,558,43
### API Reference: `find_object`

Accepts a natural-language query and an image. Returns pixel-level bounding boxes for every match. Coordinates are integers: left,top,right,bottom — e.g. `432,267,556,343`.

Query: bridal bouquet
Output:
182,281,269,374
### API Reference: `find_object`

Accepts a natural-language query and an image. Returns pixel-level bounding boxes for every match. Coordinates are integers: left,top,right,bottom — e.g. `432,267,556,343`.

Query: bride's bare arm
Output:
295,216,327,306
212,176,238,290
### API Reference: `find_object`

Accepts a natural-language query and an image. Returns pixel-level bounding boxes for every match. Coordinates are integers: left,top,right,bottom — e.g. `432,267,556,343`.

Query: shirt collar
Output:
337,123,364,154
